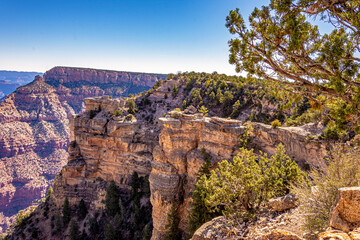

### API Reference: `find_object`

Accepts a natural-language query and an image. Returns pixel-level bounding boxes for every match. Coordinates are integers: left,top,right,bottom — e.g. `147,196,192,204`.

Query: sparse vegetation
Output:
271,119,281,129
113,110,122,116
293,145,360,238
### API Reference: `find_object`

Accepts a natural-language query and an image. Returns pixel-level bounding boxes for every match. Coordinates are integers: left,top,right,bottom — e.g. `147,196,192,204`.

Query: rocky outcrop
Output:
0,67,166,232
52,96,157,208
319,187,360,239
149,112,327,239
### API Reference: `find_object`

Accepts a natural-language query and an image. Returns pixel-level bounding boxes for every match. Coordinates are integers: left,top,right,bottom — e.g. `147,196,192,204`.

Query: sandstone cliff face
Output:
149,113,326,239
52,96,157,208
0,67,166,232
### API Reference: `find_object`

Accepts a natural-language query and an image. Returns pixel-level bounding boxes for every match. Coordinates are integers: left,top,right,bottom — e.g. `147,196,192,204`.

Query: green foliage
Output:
226,0,360,130
62,197,71,225
127,100,137,114
201,145,303,221
54,214,62,234
113,110,122,116
78,199,87,220
105,181,120,216
293,145,360,238
165,204,181,240
239,123,253,148
230,100,242,118
69,220,80,240
198,105,209,116
271,119,282,129
188,149,217,234
172,83,178,97
46,186,53,201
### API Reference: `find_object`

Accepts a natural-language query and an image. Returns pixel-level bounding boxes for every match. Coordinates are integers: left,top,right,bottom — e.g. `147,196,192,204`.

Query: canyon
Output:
0,67,166,232
5,73,329,239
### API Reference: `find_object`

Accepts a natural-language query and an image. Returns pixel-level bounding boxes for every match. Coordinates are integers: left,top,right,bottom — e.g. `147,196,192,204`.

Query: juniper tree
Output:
226,0,360,130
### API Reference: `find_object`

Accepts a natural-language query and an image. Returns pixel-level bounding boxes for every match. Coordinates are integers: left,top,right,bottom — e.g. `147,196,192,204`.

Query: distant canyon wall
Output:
0,67,166,232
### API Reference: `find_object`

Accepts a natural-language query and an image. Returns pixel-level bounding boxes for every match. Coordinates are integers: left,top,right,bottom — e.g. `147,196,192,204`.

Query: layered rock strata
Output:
149,112,327,239
0,67,166,232
52,96,157,208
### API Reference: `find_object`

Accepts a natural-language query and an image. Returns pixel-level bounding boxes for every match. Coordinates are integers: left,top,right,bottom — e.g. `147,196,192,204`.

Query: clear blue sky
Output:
0,0,269,74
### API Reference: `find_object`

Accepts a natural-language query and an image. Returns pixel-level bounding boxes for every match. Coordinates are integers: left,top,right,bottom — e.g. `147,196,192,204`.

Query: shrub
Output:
201,144,303,222
113,110,122,116
198,106,209,116
172,83,178,97
270,119,281,129
292,145,360,238
127,100,137,114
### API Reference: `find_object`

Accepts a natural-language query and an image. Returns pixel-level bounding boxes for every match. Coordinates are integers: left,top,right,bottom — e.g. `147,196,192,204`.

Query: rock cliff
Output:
149,112,326,239
0,67,166,232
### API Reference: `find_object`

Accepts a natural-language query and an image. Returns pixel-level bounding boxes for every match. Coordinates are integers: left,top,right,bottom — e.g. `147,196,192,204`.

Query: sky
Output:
0,0,270,75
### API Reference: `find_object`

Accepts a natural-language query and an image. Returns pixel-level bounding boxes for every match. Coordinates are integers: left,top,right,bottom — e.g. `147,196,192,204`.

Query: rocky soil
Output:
0,67,166,232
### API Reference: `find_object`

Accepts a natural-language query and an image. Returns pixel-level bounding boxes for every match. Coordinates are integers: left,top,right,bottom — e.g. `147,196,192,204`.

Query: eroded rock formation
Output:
149,112,326,239
0,67,166,232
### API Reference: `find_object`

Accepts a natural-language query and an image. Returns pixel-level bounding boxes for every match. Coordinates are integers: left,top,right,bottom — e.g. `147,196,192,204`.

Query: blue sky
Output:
0,0,269,74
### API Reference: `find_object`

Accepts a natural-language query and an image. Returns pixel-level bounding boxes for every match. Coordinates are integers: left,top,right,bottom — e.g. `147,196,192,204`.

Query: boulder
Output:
269,194,298,212
329,187,360,232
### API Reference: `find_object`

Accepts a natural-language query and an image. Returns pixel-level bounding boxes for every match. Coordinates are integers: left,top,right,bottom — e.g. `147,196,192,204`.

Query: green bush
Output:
200,144,303,221
113,110,122,116
292,145,360,238
172,83,178,97
270,119,281,129
198,106,209,116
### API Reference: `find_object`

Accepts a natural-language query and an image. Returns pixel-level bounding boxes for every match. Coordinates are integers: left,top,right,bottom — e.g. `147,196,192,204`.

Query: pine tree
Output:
62,197,71,225
105,181,120,216
69,220,80,240
172,83,178,97
78,199,87,220
165,204,181,240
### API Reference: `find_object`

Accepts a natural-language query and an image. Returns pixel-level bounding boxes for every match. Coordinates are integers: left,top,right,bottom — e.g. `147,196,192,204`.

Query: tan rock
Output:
318,230,351,240
262,229,304,240
330,187,360,232
269,194,298,212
